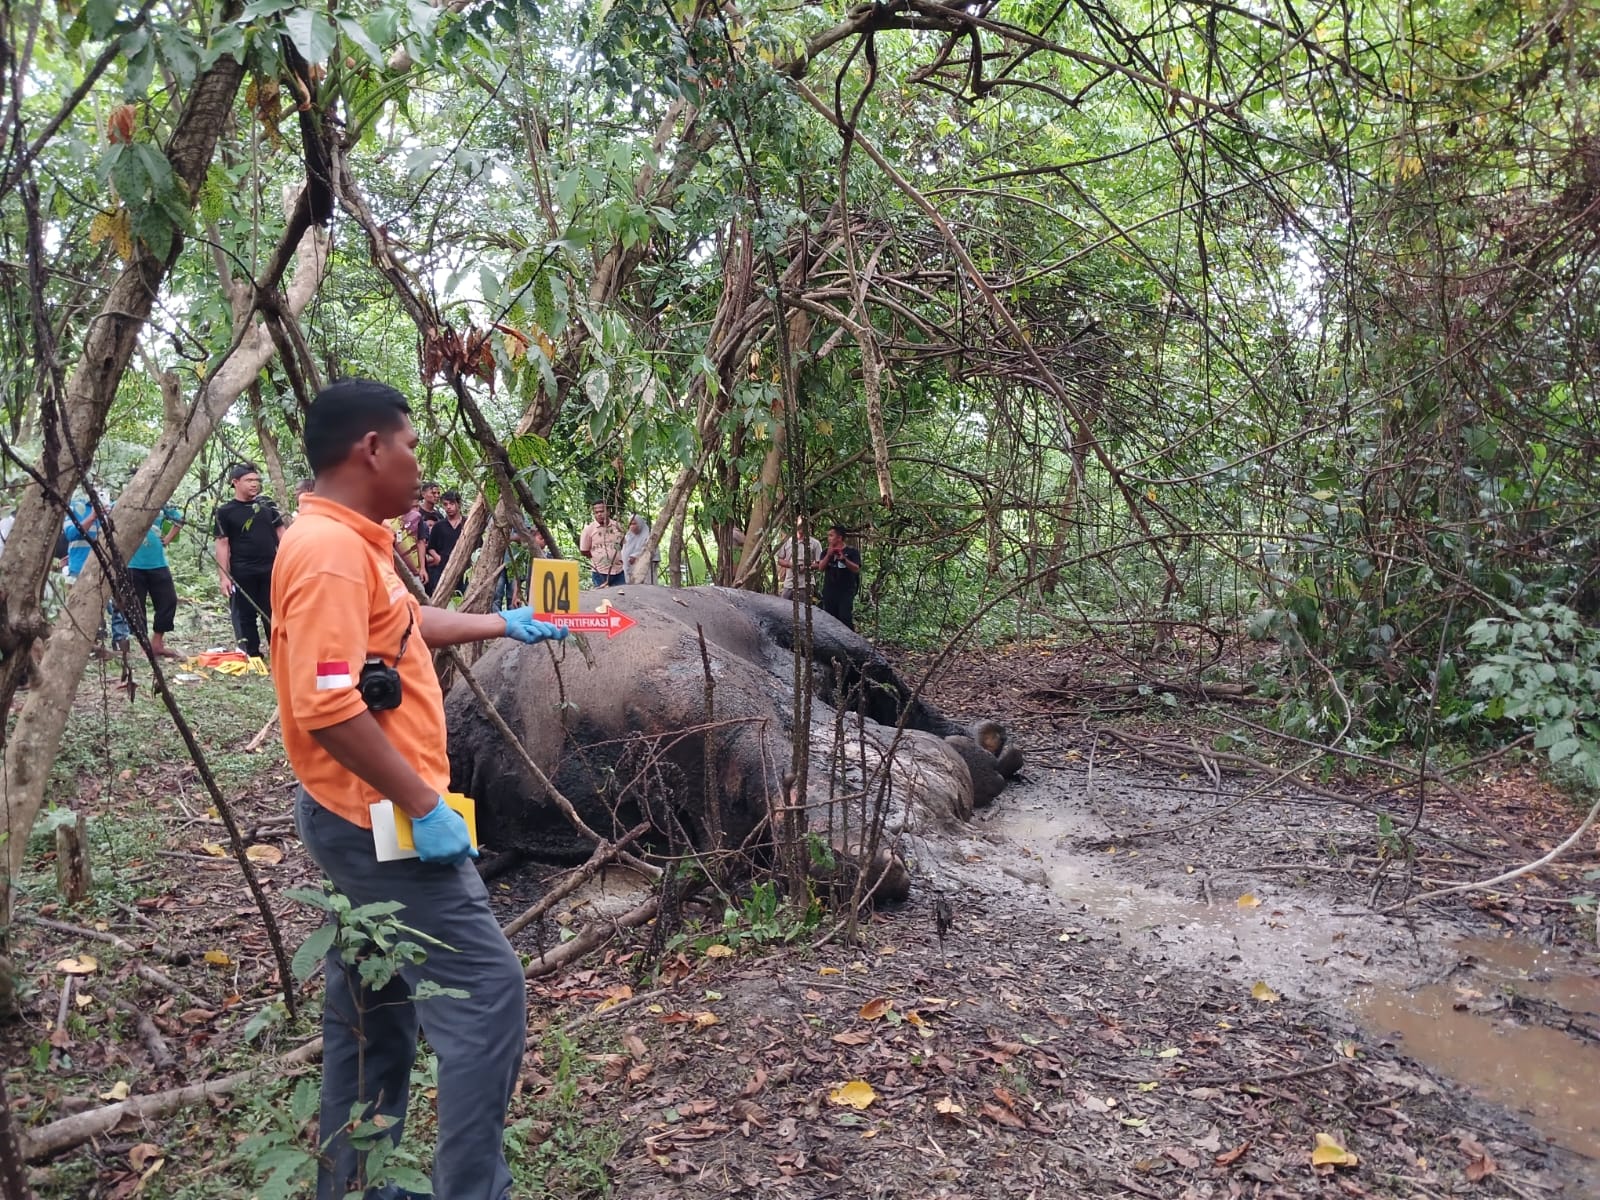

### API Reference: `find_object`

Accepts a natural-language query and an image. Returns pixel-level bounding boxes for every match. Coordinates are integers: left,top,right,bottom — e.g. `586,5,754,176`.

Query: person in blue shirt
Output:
64,493,131,650
126,504,186,659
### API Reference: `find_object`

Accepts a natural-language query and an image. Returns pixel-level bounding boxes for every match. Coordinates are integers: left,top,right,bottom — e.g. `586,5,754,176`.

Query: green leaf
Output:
336,14,383,65
284,7,339,64
291,922,336,981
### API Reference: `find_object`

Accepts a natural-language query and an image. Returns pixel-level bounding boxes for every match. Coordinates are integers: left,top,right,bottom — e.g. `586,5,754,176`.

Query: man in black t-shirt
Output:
425,489,466,597
818,524,862,630
212,462,284,657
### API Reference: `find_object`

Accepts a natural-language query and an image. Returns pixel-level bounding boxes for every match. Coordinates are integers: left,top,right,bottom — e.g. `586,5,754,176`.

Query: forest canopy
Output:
1,0,1599,955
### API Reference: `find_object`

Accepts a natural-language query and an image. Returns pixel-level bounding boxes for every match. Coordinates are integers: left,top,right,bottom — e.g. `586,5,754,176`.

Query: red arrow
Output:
535,610,637,639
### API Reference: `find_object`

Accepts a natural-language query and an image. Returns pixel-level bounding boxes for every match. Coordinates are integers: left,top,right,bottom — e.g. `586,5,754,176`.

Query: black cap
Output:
229,462,260,482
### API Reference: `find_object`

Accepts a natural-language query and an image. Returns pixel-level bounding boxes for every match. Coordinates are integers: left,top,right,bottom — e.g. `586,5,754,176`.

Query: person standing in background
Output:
579,500,625,586
125,502,185,658
425,489,466,597
818,524,862,630
622,512,656,585
213,463,283,659
775,516,822,601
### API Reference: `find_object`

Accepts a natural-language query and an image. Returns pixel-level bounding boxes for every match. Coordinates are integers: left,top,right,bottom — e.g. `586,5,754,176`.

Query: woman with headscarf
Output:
622,512,657,585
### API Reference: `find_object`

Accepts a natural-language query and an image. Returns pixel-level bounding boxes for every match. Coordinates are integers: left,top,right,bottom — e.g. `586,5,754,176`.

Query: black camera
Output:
359,612,414,712
358,658,404,711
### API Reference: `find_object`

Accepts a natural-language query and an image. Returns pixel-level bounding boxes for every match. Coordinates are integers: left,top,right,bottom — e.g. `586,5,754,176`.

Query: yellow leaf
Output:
691,1011,718,1030
904,1011,927,1027
1310,1132,1358,1167
1236,894,1261,909
1137,1081,1159,1092
74,991,94,1008
1156,1047,1181,1058
704,943,734,959
818,967,841,976
99,1080,131,1101
199,843,227,857
1250,981,1281,1003
245,844,284,864
815,418,834,436
933,1095,963,1116
594,985,633,1012
204,950,233,967
858,997,891,1021
129,1142,163,1171
828,1080,877,1110
56,955,98,975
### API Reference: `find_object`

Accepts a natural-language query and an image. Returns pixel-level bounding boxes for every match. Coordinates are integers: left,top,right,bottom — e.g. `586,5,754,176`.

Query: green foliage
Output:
1467,604,1600,789
508,1030,621,1199
286,885,463,993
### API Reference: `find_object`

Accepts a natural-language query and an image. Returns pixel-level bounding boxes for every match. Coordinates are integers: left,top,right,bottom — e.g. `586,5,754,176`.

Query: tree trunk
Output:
0,1067,31,1199
0,55,247,1008
0,211,324,1000
250,382,292,506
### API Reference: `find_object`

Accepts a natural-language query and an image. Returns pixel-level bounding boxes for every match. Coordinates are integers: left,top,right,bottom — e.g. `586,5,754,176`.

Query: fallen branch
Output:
501,821,652,940
21,1037,322,1162
112,998,174,1070
244,711,279,753
524,896,659,979
20,913,191,966
132,963,211,1011
1378,792,1600,916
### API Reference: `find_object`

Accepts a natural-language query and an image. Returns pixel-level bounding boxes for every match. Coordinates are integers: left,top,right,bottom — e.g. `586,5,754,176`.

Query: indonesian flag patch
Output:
315,660,353,690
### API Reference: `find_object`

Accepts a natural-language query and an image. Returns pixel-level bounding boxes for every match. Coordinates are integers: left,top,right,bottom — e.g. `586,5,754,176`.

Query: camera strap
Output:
392,610,414,666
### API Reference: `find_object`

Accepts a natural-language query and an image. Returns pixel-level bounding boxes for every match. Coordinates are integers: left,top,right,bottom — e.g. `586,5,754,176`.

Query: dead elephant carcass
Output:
445,587,1022,896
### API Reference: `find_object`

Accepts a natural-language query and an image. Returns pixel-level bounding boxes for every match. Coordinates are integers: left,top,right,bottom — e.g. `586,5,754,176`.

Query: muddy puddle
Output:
958,781,1600,1180
1353,938,1600,1163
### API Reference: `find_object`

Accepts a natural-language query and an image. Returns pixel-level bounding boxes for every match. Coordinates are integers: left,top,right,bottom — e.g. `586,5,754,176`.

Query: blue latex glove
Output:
500,607,567,645
411,799,477,865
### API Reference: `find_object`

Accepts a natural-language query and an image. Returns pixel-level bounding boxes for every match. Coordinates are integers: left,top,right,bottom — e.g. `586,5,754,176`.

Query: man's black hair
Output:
441,488,461,502
228,461,260,482
829,524,848,538
422,480,440,492
304,379,411,474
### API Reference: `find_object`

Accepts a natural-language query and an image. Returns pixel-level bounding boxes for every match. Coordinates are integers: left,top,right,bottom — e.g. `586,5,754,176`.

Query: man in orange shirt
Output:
273,378,564,1200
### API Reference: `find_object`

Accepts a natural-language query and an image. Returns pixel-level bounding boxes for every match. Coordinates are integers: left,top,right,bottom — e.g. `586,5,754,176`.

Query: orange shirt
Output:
270,494,449,827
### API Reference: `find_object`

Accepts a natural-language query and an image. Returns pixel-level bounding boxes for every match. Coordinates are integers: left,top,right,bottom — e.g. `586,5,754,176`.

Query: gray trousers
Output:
295,790,526,1200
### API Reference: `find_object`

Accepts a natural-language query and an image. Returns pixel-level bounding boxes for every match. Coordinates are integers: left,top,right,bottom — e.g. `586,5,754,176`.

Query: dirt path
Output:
11,654,1600,1198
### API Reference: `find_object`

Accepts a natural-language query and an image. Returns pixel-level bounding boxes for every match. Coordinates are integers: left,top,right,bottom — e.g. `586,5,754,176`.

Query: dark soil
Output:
8,639,1600,1198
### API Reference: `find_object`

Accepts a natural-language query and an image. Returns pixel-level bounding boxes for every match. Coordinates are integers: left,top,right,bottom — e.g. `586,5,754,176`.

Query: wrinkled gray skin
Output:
445,586,1021,871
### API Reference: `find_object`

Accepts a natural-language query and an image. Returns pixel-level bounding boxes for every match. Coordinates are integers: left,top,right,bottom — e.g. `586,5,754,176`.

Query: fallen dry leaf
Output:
594,985,633,1012
691,1011,718,1030
244,844,283,864
99,1080,130,1102
1310,1132,1358,1167
832,1030,871,1046
1237,893,1262,908
828,1080,877,1109
199,843,227,857
704,943,734,959
1166,1146,1200,1169
934,1096,964,1117
1215,1141,1250,1166
1250,980,1281,1003
128,1142,163,1171
818,966,841,976
858,997,891,1021
980,1101,1025,1128
1458,1136,1497,1181
203,950,232,967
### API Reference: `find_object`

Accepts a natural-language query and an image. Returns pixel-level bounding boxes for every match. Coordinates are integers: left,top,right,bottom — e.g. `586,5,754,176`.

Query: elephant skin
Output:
445,586,1021,877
